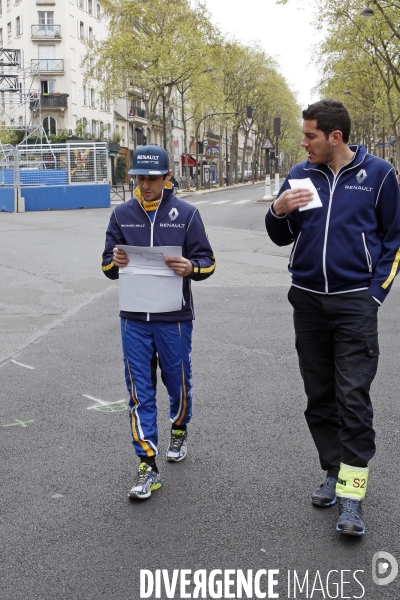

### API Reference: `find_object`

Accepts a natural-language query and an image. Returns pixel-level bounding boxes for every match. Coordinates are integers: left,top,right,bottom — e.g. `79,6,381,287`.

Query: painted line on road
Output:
233,200,252,204
190,200,210,205
210,200,231,205
2,419,34,428
10,359,34,370
83,394,127,412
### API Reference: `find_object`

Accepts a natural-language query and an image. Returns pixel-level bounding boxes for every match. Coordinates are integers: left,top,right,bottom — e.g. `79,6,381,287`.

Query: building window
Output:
87,0,92,15
0,1,2,17
78,21,84,40
88,26,93,41
7,0,11,10
92,119,96,136
0,29,3,47
43,115,57,136
96,3,100,20
41,80,55,94
90,87,95,107
15,16,22,37
38,12,54,25
82,85,86,105
78,0,85,9
15,0,21,5
7,21,11,42
82,116,87,132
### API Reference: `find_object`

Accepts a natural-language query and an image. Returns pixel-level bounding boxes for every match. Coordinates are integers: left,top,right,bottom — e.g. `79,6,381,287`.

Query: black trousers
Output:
288,286,379,478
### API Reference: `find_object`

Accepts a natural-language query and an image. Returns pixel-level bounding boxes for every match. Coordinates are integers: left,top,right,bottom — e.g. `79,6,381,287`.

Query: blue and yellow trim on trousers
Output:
121,318,193,458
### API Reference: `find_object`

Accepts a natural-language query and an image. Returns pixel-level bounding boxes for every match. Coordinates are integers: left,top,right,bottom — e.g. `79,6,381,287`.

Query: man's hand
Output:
164,256,194,276
113,247,129,267
273,189,313,215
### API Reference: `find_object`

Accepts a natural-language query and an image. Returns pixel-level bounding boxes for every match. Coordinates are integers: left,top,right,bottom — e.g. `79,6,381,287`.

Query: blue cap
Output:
128,145,170,176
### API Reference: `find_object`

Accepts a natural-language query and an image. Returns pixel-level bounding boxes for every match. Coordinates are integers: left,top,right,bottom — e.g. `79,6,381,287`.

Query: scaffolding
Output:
0,48,48,144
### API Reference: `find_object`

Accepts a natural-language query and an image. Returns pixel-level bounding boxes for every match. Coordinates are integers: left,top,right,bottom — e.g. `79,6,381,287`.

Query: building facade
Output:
0,0,113,141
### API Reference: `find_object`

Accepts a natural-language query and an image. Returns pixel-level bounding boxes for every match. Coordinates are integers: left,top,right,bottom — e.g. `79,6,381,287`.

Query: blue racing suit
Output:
102,183,215,458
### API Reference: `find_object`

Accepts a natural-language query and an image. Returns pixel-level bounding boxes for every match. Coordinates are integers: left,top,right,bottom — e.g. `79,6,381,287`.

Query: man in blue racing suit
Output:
102,145,215,500
265,99,400,536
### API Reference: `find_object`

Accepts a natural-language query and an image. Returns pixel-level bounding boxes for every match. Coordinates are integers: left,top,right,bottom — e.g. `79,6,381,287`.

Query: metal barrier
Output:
0,144,17,187
110,185,126,202
15,142,108,186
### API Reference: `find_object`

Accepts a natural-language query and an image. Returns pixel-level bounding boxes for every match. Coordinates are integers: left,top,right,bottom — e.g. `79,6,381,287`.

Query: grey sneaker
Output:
336,498,365,536
166,429,187,462
128,463,163,500
312,477,337,507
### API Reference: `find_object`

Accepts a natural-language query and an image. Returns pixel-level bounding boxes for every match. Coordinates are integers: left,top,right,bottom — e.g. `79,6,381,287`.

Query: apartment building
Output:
0,0,113,140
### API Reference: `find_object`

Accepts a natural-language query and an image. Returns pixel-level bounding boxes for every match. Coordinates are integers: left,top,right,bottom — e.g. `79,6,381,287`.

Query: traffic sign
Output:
261,137,274,150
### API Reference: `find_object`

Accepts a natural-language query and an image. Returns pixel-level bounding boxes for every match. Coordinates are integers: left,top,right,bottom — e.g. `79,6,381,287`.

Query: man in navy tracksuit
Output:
102,145,215,500
266,99,400,535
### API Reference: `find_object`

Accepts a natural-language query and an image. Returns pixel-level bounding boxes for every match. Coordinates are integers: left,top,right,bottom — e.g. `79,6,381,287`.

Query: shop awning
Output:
181,154,197,167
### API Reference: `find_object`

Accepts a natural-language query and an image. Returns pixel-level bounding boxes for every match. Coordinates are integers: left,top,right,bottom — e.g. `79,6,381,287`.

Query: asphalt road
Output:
1,188,400,600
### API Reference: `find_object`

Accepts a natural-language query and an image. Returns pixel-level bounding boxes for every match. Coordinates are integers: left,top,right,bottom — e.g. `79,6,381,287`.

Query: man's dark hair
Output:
302,99,351,143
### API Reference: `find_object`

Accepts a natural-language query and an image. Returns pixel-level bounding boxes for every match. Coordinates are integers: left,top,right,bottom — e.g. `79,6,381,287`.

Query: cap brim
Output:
128,168,169,176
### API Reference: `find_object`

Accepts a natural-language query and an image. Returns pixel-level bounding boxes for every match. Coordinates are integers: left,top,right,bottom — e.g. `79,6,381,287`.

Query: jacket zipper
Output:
362,233,373,272
290,231,301,267
137,192,163,321
308,155,367,294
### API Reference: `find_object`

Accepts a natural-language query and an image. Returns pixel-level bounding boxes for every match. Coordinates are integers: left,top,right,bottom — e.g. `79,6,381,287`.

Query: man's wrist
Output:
271,200,287,218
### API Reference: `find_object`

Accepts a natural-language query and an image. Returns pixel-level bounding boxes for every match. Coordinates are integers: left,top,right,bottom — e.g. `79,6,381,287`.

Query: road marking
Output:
3,419,34,428
190,200,210,205
210,200,230,204
233,199,252,204
83,394,127,412
10,360,34,370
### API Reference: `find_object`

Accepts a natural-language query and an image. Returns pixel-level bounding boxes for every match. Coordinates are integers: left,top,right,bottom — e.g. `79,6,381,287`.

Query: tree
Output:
84,0,217,156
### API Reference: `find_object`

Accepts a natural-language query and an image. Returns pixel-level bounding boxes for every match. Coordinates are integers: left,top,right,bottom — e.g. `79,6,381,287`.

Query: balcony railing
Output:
129,107,146,119
31,59,64,72
30,93,69,109
31,25,62,39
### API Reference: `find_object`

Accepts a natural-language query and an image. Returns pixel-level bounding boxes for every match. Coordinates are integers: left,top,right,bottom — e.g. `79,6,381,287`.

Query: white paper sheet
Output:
116,245,183,313
289,178,323,211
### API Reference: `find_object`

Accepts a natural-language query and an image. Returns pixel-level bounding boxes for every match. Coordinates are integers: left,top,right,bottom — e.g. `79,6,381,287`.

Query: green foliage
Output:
0,125,25,145
82,0,302,174
115,156,127,183
49,129,69,143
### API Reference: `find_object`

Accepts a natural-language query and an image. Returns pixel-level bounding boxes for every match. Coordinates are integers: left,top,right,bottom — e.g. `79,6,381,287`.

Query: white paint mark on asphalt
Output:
210,200,230,204
11,359,34,370
233,200,252,204
51,494,63,499
190,200,210,205
83,394,127,411
2,419,34,428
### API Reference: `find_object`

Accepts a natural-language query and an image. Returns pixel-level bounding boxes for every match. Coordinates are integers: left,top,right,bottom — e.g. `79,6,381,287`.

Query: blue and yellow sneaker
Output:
336,498,365,536
166,429,187,462
312,477,338,507
128,463,163,500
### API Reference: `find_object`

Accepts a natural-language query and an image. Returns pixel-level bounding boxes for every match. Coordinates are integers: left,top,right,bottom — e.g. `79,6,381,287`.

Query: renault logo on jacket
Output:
169,208,179,221
356,169,367,184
